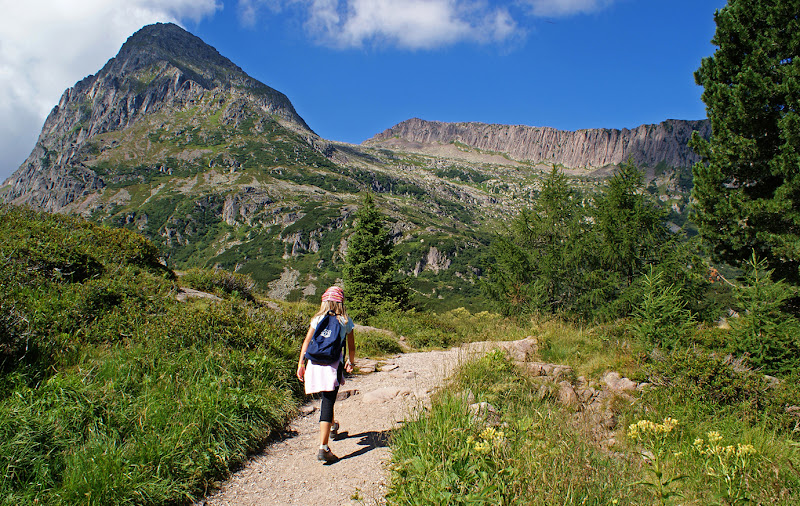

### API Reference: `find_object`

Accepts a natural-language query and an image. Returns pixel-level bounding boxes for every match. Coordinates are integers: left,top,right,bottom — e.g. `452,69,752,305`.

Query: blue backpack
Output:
305,312,344,364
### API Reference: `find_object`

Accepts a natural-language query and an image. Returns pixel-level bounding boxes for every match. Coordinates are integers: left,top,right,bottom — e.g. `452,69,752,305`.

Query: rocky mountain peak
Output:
109,23,254,92
1,22,312,211
116,22,235,71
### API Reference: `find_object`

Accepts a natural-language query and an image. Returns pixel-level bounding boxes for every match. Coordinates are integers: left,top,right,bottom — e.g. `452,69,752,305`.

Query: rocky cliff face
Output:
1,23,312,212
364,117,710,170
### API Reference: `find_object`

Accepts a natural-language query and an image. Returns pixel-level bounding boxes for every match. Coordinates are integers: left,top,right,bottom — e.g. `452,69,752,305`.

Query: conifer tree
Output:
484,167,590,315
594,159,670,286
343,193,409,319
691,0,800,282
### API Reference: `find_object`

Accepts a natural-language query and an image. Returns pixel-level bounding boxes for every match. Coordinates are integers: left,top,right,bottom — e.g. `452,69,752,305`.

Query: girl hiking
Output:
297,286,356,463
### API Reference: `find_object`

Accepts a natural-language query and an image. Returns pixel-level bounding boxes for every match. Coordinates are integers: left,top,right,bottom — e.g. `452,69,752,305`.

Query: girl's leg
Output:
319,388,338,447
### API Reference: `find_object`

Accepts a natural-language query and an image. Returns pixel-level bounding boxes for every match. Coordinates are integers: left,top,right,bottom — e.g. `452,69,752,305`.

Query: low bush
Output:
356,331,404,358
180,267,257,301
643,348,800,432
370,307,530,350
0,206,305,504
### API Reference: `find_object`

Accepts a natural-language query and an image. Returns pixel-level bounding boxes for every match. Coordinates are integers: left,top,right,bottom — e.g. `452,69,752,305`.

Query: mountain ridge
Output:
364,117,709,171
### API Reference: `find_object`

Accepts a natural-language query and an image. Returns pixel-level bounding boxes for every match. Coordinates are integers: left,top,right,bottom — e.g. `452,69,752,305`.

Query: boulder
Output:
557,381,578,407
462,337,539,362
601,371,637,392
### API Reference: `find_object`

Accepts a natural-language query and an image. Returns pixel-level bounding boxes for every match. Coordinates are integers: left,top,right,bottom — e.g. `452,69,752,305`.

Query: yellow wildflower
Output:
737,444,756,456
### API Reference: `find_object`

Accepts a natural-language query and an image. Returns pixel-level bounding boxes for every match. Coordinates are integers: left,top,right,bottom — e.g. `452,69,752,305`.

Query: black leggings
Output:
320,387,338,423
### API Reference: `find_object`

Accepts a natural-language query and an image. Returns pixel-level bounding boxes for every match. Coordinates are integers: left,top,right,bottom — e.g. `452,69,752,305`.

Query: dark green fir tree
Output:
343,193,409,320
690,0,800,282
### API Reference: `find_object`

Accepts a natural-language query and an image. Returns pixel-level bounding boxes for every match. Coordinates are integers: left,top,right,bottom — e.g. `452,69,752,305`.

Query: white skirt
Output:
304,359,342,394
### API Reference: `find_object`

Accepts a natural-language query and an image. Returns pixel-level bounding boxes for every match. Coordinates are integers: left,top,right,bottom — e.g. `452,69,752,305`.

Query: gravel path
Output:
198,347,468,505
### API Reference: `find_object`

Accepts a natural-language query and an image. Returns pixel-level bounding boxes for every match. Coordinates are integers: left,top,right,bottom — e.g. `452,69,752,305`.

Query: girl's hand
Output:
344,360,353,373
296,363,305,381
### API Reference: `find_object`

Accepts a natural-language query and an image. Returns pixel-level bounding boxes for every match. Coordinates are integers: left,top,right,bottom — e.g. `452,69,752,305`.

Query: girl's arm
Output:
344,330,355,373
296,325,315,381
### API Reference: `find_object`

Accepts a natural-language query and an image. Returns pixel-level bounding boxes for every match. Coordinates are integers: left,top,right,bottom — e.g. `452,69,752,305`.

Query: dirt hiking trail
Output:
198,347,467,505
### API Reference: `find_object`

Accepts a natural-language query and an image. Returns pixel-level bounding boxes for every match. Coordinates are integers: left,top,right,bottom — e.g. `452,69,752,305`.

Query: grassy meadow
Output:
387,318,800,505
0,205,308,504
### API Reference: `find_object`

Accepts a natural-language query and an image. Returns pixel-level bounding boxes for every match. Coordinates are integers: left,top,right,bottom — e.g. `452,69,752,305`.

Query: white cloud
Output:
246,0,518,49
0,0,220,181
521,0,616,17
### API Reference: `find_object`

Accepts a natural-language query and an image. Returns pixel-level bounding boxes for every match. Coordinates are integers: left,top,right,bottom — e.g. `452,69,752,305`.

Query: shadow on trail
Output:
335,430,392,461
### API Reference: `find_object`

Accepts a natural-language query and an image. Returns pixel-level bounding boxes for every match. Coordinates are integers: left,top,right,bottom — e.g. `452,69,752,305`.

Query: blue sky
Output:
0,0,727,182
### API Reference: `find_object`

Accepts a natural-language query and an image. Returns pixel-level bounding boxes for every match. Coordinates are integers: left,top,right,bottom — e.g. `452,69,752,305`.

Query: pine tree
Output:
484,167,590,315
690,0,800,282
343,193,409,319
594,159,670,285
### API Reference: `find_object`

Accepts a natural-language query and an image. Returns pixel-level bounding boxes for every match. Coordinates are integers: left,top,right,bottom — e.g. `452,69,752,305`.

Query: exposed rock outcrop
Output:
365,117,710,171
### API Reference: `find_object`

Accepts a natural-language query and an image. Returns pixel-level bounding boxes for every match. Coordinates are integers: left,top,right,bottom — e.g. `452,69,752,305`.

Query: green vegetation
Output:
435,166,493,185
343,193,410,320
370,307,527,350
180,267,257,300
388,322,799,504
355,331,404,358
0,205,306,504
690,0,800,282
483,162,702,321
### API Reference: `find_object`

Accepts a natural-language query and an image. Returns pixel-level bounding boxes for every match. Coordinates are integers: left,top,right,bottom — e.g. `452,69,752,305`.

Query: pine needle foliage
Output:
690,0,800,282
631,267,696,350
729,252,800,375
484,163,684,321
342,193,409,321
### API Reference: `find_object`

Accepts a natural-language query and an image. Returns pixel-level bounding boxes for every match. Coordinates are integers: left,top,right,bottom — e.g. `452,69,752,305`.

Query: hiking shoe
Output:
317,448,338,463
330,422,339,436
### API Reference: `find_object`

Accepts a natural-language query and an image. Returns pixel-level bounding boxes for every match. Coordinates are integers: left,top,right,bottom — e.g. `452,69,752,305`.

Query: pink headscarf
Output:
321,286,344,303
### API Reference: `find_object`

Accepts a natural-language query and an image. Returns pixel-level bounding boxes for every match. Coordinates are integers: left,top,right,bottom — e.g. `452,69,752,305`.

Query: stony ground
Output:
197,347,471,506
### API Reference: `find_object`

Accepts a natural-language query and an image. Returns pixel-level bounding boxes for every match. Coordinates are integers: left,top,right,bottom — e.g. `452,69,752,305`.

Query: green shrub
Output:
356,331,404,358
728,253,800,376
0,206,305,504
643,348,798,431
370,307,526,351
630,267,696,349
181,267,257,300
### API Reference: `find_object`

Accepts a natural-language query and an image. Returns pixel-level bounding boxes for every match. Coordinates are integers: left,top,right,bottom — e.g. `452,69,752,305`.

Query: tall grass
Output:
388,352,637,505
0,205,307,504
